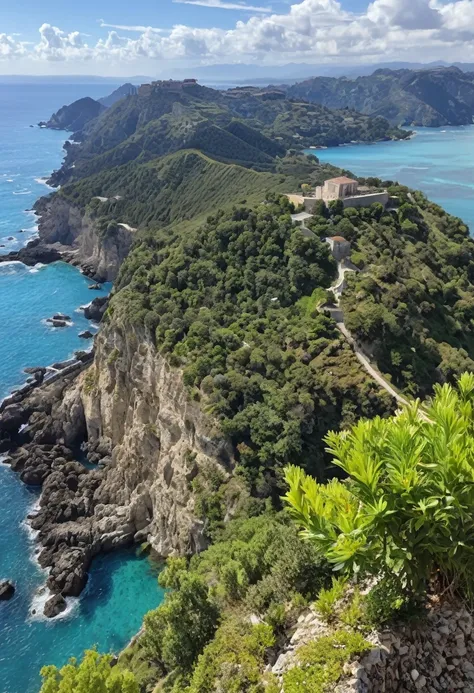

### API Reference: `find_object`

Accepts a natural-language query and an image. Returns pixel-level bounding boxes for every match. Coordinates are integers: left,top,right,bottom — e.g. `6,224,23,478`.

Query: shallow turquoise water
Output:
0,85,164,693
308,126,474,231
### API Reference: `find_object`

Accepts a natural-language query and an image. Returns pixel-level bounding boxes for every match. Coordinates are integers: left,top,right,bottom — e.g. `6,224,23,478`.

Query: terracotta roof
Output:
326,176,357,185
329,236,348,242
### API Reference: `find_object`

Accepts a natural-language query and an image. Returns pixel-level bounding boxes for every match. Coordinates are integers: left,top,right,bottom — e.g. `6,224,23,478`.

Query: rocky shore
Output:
0,322,234,617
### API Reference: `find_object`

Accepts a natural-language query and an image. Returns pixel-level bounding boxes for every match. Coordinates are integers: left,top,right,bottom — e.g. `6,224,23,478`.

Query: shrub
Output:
282,630,371,693
364,576,411,626
184,618,275,693
313,577,346,622
284,373,474,599
39,650,139,693
142,571,219,673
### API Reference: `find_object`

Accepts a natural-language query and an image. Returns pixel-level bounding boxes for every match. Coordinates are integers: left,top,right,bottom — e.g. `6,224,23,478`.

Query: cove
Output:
0,83,164,693
308,125,474,231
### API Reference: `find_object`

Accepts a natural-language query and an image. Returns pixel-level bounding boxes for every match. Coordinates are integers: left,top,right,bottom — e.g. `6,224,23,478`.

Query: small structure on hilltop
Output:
325,236,351,262
290,211,313,227
286,176,389,211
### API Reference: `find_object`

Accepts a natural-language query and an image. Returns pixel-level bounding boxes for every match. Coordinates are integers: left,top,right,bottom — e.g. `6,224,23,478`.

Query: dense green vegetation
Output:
40,650,139,693
285,372,474,600
109,196,392,489
49,82,409,186
332,183,474,395
117,512,331,692
56,150,337,232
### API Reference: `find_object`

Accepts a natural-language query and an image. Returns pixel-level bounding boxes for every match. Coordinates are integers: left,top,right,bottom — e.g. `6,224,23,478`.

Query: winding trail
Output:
327,257,410,408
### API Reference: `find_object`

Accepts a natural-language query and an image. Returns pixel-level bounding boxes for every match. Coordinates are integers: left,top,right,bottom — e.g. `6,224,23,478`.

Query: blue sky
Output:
0,0,473,76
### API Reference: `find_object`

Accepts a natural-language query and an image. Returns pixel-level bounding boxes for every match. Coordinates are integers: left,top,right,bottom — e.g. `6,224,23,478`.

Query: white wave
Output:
6,179,13,183
34,177,53,189
29,263,46,274
0,261,28,275
29,586,79,622
13,190,32,196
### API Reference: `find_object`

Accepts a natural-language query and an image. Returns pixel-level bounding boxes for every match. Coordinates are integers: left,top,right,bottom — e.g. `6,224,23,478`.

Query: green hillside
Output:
57,149,330,230
48,82,410,186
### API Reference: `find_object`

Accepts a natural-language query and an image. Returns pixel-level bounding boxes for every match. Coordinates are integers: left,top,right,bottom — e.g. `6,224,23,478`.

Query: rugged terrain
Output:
286,66,474,126
43,80,408,186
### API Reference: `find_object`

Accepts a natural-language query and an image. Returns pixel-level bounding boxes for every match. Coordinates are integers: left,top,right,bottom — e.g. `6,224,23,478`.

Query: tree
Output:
284,373,474,599
142,571,220,672
39,650,139,693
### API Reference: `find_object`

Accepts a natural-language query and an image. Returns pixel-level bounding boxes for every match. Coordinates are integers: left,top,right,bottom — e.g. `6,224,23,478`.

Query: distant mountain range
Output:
6,60,474,88
285,66,474,127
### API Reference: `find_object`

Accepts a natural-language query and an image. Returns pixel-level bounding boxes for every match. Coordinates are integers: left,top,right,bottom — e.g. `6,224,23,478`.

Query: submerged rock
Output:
78,331,94,339
0,580,15,600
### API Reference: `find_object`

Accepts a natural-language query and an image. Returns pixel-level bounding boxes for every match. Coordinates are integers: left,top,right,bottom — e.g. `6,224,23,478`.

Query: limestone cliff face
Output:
35,195,133,281
0,324,234,607
78,324,234,556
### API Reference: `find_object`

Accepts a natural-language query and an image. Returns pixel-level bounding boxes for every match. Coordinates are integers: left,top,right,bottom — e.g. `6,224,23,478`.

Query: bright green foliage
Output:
284,373,474,597
314,576,347,622
182,618,275,693
339,588,365,628
39,650,139,693
282,630,371,693
129,514,329,686
142,571,219,673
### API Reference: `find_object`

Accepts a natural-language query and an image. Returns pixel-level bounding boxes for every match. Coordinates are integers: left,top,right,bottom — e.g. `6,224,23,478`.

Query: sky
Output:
1,0,474,76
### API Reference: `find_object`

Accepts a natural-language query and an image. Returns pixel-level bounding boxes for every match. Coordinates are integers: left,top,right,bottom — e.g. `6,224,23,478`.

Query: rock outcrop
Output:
273,600,474,693
38,97,105,132
0,580,15,600
0,238,63,266
0,325,234,613
44,593,67,618
34,196,134,281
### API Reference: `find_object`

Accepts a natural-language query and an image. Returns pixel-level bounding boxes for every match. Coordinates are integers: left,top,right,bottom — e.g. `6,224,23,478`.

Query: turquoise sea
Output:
309,126,474,232
0,84,164,693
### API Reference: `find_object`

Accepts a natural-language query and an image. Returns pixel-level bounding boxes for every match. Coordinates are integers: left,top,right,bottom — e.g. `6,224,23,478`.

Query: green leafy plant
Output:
339,588,365,629
282,630,371,693
39,649,139,693
364,576,411,626
284,373,474,599
314,576,347,622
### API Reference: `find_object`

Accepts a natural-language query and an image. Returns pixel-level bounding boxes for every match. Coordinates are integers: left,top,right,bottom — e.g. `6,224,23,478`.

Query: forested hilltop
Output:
44,80,409,185
286,66,474,126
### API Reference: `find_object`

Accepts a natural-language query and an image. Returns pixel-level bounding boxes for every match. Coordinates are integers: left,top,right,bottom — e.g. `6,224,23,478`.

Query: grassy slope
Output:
58,149,334,231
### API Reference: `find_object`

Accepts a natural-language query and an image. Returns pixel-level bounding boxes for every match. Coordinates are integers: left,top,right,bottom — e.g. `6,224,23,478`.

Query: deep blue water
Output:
0,85,164,693
309,126,474,232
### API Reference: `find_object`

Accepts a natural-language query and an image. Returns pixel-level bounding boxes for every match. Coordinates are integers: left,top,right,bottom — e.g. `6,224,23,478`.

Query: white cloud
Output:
98,20,166,33
173,0,273,13
3,0,474,66
0,33,27,58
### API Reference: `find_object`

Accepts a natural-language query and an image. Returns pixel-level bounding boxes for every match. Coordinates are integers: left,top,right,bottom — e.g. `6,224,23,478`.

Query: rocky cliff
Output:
34,195,134,281
0,324,234,613
39,97,105,132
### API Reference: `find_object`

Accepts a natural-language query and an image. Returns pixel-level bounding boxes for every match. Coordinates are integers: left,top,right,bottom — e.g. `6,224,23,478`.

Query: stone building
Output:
326,235,351,262
287,177,389,212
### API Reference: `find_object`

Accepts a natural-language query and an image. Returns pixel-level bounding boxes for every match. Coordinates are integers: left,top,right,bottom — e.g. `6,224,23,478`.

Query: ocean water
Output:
309,126,474,231
0,84,164,693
